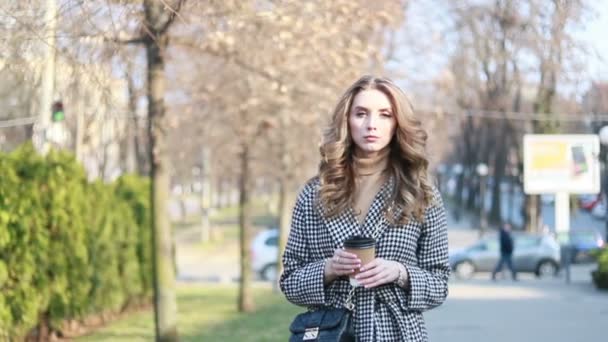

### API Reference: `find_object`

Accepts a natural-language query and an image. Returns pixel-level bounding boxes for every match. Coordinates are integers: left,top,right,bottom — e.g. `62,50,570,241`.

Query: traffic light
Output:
51,101,64,122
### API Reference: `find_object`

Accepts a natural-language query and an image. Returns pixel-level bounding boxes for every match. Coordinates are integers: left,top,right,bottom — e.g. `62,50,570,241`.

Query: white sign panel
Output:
523,134,600,194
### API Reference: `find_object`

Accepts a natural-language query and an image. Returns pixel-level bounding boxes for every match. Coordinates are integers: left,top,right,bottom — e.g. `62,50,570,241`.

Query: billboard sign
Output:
523,134,600,194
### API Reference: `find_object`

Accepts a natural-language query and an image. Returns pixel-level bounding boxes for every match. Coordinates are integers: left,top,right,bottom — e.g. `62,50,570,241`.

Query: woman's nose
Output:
366,115,377,130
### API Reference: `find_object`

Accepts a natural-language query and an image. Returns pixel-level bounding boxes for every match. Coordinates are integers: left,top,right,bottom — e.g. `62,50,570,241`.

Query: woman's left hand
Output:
355,258,403,288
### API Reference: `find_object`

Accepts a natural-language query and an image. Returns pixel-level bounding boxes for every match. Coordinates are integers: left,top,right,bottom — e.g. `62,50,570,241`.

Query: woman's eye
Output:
356,112,366,117
381,112,393,118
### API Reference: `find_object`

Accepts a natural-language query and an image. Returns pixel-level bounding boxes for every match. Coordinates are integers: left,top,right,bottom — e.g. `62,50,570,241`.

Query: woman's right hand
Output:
324,249,361,283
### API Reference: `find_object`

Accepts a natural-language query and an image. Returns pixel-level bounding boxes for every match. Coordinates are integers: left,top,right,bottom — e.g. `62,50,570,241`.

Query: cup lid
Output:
343,235,375,248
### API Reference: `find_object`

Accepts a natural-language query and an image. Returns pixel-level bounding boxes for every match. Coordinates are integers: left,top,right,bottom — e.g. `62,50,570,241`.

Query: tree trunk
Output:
144,0,179,340
99,135,110,180
275,110,293,291
276,177,295,292
463,117,478,211
466,173,477,211
489,122,508,224
524,194,541,232
238,144,255,312
453,170,465,221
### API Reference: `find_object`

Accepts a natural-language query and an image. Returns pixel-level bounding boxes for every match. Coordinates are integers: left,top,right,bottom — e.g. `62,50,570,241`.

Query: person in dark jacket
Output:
492,223,517,281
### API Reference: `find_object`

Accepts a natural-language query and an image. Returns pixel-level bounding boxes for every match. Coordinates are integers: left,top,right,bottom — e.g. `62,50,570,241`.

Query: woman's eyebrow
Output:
352,106,392,112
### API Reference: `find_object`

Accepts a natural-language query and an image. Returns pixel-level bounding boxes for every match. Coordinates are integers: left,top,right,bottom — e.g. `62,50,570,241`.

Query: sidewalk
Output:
427,272,607,342
174,224,241,283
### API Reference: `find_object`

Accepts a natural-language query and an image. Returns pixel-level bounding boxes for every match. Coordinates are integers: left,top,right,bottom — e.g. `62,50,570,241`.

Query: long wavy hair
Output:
318,75,434,224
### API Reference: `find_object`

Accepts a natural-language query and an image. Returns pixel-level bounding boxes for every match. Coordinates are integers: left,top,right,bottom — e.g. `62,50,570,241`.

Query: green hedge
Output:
0,144,152,339
592,247,608,290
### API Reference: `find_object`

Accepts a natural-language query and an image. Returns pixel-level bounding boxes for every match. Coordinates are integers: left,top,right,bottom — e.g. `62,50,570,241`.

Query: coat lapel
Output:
319,204,359,249
318,175,396,248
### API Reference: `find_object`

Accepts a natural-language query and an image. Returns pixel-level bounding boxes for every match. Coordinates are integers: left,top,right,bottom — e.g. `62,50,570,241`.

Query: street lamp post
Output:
508,166,519,226
477,163,489,237
436,163,446,194
598,126,608,243
452,164,464,222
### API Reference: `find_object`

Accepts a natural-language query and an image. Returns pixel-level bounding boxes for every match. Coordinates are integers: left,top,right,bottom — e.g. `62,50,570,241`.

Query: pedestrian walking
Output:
492,223,517,281
280,75,450,341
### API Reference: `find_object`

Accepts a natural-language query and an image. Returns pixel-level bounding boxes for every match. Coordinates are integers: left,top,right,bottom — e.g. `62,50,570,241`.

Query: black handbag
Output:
289,307,355,341
289,218,385,341
289,285,357,341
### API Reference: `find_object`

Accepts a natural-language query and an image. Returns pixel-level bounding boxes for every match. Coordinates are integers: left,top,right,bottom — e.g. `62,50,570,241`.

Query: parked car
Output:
251,228,279,281
449,233,561,279
579,194,602,211
591,202,606,219
556,229,605,263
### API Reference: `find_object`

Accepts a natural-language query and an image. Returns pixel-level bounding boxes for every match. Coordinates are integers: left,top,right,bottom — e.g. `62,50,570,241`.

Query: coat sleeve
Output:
400,188,450,312
279,185,327,307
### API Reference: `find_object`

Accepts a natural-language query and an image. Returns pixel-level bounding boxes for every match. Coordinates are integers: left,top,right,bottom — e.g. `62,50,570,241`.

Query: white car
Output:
251,228,279,281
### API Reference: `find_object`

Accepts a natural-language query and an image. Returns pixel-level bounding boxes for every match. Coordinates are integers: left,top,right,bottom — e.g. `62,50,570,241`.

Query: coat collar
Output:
317,176,395,248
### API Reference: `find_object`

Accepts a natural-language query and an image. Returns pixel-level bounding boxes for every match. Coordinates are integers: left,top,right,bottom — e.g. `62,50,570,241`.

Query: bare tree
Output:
440,0,590,231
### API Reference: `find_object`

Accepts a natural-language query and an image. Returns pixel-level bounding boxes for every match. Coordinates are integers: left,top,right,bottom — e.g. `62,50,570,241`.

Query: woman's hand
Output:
355,258,406,288
324,249,361,283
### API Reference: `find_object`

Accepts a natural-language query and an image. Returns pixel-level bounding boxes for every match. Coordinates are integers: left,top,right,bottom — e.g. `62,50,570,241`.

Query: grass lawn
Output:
77,284,302,342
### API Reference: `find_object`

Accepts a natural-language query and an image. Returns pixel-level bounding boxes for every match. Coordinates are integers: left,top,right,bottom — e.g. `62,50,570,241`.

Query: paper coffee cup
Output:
343,235,376,287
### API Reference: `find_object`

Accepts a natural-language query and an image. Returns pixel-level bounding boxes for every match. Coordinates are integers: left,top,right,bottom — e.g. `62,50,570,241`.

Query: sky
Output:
581,2,608,80
394,1,608,104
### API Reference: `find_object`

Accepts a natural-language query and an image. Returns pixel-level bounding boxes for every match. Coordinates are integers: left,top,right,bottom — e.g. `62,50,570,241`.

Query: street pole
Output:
599,126,608,244
452,164,464,223
75,100,84,162
480,175,487,237
477,163,489,237
200,148,211,243
555,192,571,284
604,155,608,244
508,171,514,225
34,0,57,153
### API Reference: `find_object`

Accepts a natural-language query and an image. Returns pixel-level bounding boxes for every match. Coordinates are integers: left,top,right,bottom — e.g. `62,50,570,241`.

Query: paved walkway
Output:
426,271,607,341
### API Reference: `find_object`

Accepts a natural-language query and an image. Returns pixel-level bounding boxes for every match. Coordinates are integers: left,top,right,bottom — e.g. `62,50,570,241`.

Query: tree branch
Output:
158,0,186,35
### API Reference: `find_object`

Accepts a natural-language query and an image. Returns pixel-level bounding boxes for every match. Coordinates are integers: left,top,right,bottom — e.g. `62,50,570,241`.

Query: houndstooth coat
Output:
280,176,450,342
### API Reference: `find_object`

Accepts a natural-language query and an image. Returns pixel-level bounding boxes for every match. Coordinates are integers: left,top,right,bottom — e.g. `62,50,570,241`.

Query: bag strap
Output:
344,286,356,311
370,215,386,241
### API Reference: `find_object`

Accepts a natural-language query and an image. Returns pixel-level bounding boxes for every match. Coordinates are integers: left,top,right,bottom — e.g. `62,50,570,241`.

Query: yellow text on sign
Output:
530,142,568,170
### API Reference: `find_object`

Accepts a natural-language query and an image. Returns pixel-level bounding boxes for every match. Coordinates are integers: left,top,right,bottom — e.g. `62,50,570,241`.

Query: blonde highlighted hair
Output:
318,75,434,224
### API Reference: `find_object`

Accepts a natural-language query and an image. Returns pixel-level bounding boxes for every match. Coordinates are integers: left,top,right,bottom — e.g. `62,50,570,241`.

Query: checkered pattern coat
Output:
280,176,449,342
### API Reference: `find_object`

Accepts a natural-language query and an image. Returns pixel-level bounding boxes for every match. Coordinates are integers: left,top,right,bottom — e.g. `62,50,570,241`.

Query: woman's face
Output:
348,89,397,157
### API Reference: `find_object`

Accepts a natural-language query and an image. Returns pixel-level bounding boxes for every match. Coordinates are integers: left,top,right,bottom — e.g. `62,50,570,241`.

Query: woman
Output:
280,75,449,341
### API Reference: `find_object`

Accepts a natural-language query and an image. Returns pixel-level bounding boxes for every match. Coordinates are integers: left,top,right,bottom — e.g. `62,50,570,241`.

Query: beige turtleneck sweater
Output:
352,148,390,225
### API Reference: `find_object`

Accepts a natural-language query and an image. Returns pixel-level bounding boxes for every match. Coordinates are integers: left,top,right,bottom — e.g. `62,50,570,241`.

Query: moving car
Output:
251,228,279,281
449,233,561,279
